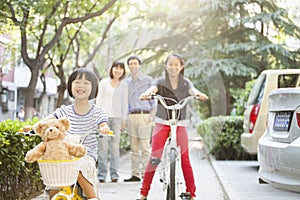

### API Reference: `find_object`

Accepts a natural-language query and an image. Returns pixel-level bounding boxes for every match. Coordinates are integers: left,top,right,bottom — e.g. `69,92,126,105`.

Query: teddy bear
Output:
25,118,86,163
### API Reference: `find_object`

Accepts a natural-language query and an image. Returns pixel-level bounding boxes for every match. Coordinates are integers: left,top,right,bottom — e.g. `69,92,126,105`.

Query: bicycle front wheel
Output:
166,148,176,200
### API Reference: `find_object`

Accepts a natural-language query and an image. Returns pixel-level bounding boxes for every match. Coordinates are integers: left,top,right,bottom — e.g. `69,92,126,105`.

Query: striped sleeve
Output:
53,105,70,119
94,105,108,127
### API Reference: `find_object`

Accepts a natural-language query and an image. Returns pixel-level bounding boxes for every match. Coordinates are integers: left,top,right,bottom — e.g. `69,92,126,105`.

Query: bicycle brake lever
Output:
150,93,157,99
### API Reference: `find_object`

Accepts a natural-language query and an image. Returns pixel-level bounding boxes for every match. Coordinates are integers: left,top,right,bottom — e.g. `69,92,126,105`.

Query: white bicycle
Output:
149,94,197,200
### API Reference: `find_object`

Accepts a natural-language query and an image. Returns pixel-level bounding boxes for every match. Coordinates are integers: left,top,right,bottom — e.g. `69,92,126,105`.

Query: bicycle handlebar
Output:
150,94,197,110
17,128,114,145
79,130,115,144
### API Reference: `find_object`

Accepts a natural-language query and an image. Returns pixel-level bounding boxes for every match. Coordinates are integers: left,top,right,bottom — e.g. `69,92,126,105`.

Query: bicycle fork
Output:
158,122,186,199
165,143,191,200
169,121,191,200
170,120,184,195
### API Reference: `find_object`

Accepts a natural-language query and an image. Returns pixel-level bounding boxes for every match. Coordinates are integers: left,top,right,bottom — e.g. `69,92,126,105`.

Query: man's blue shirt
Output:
126,73,156,113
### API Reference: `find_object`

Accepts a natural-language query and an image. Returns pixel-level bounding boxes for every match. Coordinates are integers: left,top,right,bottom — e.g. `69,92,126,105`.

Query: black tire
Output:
258,177,268,184
166,148,176,200
166,185,170,200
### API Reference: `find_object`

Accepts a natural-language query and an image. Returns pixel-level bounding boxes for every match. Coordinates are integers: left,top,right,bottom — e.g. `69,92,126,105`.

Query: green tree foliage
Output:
0,0,118,118
44,5,121,108
231,79,256,115
1,0,299,117
131,0,300,115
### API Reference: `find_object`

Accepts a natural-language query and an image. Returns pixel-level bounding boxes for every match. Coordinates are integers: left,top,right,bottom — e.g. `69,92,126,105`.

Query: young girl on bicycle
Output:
139,53,208,200
45,68,110,200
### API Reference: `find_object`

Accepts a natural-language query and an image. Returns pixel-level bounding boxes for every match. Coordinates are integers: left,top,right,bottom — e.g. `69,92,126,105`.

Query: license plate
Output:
273,111,292,131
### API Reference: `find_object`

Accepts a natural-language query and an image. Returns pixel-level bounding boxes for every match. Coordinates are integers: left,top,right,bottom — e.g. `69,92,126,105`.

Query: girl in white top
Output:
47,68,110,200
96,61,128,182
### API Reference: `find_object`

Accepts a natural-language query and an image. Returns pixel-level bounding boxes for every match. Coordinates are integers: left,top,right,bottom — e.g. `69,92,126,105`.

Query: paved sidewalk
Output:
33,128,225,200
33,126,300,200
97,138,225,200
211,158,300,200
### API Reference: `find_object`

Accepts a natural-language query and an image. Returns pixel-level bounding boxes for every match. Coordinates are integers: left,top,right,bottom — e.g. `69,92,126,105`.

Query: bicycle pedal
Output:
150,157,161,165
179,192,191,199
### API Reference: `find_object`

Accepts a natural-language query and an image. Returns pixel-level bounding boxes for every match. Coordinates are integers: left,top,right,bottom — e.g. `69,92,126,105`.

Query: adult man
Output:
124,56,156,182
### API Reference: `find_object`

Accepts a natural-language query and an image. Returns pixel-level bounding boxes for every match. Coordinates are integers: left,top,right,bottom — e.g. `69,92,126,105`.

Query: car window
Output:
247,73,266,105
278,74,300,88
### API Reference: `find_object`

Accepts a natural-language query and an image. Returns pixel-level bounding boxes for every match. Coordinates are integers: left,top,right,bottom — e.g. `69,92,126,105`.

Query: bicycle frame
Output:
52,185,83,200
151,95,195,200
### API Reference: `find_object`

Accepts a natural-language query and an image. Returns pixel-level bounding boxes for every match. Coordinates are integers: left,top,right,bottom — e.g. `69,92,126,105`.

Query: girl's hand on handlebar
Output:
98,128,115,137
195,92,208,101
98,122,115,136
139,92,153,101
98,126,110,135
98,122,111,135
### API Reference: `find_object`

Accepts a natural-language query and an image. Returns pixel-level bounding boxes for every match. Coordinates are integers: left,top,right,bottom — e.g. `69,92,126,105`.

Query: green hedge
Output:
0,118,44,200
120,130,130,151
198,115,255,160
0,118,131,199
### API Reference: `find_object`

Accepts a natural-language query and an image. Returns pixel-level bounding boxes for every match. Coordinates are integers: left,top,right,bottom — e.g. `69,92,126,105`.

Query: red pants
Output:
140,123,196,197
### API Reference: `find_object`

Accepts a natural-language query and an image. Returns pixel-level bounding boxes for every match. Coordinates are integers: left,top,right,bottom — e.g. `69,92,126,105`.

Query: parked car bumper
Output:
258,134,300,193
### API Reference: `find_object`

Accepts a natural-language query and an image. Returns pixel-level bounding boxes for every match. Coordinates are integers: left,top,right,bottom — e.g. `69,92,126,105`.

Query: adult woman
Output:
96,61,128,183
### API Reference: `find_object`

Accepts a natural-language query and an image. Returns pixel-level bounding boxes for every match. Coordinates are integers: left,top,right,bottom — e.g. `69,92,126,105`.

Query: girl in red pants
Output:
139,53,208,200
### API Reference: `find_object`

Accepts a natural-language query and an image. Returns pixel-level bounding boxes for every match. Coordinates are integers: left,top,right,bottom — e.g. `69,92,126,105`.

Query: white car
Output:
241,69,300,155
258,87,300,193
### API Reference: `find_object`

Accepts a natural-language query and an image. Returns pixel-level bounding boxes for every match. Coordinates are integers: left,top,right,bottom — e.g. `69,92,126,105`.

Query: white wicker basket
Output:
38,158,80,187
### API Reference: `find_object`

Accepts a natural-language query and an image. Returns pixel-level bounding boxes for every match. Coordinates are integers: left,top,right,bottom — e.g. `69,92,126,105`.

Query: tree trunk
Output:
55,64,67,108
24,64,40,120
56,81,67,108
225,82,232,115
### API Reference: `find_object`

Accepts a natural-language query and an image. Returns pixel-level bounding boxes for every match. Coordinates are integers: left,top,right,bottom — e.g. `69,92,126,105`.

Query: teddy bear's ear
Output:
33,122,46,140
34,123,43,134
59,118,70,131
